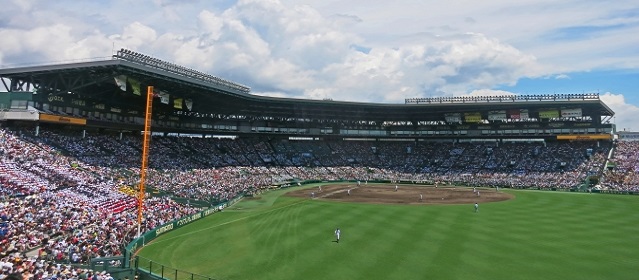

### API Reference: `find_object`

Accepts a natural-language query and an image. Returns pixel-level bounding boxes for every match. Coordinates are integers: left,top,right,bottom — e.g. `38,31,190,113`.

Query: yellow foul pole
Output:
137,86,154,237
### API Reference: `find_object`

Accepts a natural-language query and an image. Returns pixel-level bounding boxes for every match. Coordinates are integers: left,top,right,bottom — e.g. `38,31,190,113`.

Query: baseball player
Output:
335,228,341,243
474,202,479,213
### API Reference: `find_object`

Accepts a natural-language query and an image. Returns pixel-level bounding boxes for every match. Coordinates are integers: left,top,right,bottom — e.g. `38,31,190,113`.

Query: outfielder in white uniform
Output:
335,228,341,243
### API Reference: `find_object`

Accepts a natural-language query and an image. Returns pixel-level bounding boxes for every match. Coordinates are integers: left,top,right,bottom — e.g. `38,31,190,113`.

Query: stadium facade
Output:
0,49,615,142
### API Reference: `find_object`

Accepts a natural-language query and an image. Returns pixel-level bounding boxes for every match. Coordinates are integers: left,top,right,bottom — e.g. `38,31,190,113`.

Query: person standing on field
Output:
474,202,479,213
335,228,341,243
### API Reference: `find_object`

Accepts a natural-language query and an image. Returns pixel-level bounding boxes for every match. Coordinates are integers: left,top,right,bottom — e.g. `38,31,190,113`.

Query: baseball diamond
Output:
285,184,513,204
138,184,639,280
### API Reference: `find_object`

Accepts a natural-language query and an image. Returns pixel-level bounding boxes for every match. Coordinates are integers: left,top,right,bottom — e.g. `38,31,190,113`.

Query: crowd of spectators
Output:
1,127,202,277
1,124,635,280
600,141,639,192
1,253,120,280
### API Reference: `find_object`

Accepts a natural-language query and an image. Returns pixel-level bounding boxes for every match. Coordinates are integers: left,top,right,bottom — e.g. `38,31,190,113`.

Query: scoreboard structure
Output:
0,49,615,141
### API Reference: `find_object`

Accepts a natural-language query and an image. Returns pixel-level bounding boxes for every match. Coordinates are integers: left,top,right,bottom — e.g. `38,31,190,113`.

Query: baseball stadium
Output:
1,49,638,280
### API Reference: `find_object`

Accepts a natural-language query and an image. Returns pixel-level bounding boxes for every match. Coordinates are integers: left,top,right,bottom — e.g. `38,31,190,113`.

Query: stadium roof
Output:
0,49,614,123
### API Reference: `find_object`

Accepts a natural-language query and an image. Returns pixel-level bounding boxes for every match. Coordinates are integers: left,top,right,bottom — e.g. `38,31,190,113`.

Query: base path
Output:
285,184,513,205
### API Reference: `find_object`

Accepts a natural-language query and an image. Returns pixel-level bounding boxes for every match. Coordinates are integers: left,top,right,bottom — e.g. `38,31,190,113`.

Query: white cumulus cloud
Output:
0,0,636,131
600,93,639,132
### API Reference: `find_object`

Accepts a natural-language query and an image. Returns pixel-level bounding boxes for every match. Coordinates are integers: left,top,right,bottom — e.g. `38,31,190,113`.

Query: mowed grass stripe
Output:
138,188,639,280
259,201,387,279
481,191,638,280
142,198,310,278
350,205,414,279
295,203,391,279
307,203,426,280
240,199,332,278
235,200,382,279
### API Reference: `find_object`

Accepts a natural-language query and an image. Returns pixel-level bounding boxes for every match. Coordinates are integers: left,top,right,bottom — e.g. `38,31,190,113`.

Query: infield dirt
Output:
285,184,513,205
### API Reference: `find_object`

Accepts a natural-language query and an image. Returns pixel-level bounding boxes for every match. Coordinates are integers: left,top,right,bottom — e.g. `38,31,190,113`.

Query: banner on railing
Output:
464,112,482,123
488,110,507,121
556,134,611,140
561,108,582,118
539,109,559,119
39,113,87,125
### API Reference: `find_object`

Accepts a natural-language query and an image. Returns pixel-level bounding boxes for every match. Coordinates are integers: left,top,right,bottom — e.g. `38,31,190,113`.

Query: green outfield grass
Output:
138,185,639,280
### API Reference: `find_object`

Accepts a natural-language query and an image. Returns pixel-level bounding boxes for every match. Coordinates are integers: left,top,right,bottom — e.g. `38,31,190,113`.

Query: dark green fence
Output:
135,255,216,280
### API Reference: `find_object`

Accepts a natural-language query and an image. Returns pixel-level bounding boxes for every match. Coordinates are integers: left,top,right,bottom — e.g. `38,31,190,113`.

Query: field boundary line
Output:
141,198,309,248
315,185,357,199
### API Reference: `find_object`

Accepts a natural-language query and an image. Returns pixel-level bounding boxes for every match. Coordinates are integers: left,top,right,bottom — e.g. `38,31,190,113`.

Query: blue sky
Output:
498,69,639,106
499,70,639,97
0,0,638,130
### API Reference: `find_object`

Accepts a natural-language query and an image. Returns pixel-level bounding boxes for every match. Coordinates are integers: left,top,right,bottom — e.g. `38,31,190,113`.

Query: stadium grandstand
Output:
0,49,616,139
1,49,636,280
